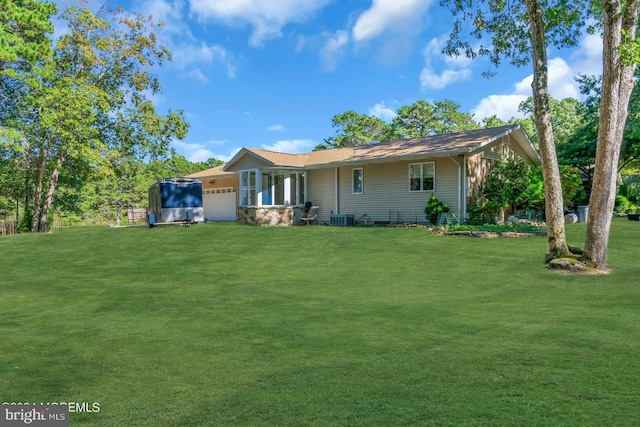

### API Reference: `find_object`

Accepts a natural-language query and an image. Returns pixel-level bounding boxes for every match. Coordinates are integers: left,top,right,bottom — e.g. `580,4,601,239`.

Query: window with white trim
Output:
352,168,363,194
409,162,435,191
240,170,256,206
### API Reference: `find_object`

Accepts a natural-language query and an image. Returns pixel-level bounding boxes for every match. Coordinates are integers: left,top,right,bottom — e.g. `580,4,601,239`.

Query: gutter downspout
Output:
449,156,463,219
460,155,467,221
335,167,339,214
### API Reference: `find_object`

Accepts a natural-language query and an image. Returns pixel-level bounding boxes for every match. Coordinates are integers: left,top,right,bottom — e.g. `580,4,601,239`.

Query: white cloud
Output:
472,34,604,122
471,95,529,122
133,0,240,82
352,0,431,42
570,32,603,77
141,89,167,107
351,0,432,64
189,0,332,47
139,0,190,36
295,30,350,71
267,124,286,132
369,102,397,122
420,36,472,90
215,146,242,163
261,139,315,153
172,43,239,79
319,30,349,71
187,68,209,83
170,136,240,162
420,68,472,90
172,140,217,162
547,57,581,100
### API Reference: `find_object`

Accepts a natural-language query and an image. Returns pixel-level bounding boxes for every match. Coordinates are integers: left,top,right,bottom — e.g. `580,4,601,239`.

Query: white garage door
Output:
202,187,237,221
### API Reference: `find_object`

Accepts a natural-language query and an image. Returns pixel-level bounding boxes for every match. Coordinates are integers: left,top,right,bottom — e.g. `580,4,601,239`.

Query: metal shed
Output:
148,178,205,225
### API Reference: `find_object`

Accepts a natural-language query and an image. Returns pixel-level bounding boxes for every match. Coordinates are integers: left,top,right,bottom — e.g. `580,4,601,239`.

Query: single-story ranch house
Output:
187,125,539,226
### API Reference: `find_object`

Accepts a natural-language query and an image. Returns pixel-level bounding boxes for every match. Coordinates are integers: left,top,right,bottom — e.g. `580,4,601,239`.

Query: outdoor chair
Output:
301,206,320,226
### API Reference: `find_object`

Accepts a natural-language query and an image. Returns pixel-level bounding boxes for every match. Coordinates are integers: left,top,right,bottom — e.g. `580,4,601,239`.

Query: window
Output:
409,162,434,191
274,174,285,205
240,170,256,206
352,168,363,194
261,172,272,205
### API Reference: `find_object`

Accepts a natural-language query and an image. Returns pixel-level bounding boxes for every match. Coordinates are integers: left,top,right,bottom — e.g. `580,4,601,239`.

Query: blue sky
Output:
53,0,603,163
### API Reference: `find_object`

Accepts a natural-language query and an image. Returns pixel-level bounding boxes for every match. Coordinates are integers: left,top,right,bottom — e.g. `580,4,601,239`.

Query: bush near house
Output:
479,159,586,223
424,194,449,224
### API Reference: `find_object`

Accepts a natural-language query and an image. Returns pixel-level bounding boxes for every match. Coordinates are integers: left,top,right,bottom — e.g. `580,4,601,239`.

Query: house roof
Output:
193,125,537,177
231,147,309,168
187,164,232,179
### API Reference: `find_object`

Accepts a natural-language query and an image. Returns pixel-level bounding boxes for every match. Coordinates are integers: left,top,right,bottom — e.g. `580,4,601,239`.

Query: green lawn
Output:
1,219,639,426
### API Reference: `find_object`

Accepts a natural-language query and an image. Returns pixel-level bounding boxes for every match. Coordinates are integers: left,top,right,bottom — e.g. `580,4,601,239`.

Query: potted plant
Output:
628,206,640,221
425,194,449,225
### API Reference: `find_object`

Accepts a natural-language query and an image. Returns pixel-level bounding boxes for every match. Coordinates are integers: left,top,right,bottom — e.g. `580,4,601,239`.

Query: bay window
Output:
241,169,305,206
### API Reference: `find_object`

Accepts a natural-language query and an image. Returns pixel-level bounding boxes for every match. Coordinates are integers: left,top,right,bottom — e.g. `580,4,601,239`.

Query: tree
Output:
620,167,640,204
561,165,588,209
99,151,149,226
481,115,508,129
441,0,590,260
517,162,585,212
0,0,55,224
0,0,56,87
559,74,640,176
321,100,481,151
391,99,478,139
194,157,224,171
321,110,391,149
584,0,640,269
483,157,531,222
520,162,546,210
1,4,188,232
518,97,587,147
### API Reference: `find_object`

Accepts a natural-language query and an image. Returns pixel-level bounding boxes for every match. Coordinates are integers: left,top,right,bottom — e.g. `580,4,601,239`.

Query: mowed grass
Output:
1,219,639,426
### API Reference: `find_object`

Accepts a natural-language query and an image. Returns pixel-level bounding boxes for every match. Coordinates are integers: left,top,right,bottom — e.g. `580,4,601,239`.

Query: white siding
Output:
508,136,530,162
226,155,271,171
474,134,531,163
307,168,336,224
307,158,460,223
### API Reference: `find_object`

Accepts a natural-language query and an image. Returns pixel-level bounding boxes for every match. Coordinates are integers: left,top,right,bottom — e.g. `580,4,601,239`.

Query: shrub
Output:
466,203,491,225
483,158,531,221
18,207,33,233
425,194,449,225
615,195,631,213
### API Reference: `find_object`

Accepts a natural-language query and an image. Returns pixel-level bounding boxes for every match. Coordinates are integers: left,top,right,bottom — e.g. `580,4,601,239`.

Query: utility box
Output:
148,178,204,224
577,205,589,223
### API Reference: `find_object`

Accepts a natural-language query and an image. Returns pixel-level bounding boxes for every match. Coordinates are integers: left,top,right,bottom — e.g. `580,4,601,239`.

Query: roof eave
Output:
222,148,278,172
303,149,470,169
466,125,539,161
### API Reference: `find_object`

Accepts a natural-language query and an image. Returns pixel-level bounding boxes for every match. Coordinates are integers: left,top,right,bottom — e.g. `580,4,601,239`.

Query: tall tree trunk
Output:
37,153,66,232
116,203,122,227
583,0,640,270
526,0,569,258
31,147,47,232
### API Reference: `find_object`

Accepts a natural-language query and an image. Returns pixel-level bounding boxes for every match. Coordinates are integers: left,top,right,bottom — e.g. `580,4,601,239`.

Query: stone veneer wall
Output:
237,206,296,226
